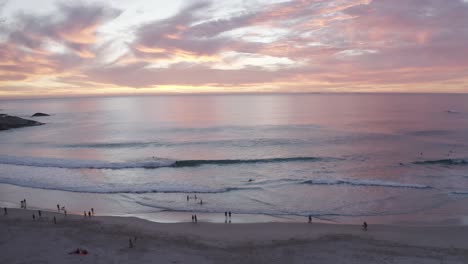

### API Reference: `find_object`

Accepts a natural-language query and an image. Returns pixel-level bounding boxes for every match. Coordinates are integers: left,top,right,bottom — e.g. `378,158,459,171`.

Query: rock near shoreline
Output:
0,114,44,131
31,112,50,117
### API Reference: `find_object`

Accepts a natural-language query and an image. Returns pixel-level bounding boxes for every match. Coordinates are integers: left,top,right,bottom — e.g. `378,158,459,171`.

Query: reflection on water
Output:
0,94,468,224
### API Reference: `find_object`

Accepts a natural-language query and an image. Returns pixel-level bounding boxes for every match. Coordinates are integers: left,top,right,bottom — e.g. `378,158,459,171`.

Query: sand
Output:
1,208,468,263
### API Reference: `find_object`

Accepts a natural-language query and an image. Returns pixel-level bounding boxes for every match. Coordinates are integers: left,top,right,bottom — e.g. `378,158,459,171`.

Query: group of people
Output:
83,208,94,218
57,204,68,216
191,214,198,223
20,199,27,209
187,195,203,205
32,210,43,221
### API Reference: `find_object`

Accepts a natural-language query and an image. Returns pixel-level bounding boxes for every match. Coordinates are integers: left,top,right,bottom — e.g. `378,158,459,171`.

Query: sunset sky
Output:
1,0,468,97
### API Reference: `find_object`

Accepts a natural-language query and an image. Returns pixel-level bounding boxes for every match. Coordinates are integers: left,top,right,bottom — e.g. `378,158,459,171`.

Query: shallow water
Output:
1,94,468,224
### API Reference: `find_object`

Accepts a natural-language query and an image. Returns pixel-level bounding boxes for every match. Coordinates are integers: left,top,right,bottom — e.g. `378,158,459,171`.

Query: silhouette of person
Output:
308,215,312,223
32,214,35,221
187,195,189,201
91,208,94,215
54,216,57,224
38,210,42,217
3,207,7,216
88,211,91,217
363,221,368,231
195,214,197,223
228,211,231,218
192,215,194,222
57,204,60,212
84,211,87,217
225,211,227,218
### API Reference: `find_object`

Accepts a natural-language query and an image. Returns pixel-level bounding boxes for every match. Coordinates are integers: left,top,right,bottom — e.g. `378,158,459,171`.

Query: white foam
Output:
0,155,174,169
302,179,431,189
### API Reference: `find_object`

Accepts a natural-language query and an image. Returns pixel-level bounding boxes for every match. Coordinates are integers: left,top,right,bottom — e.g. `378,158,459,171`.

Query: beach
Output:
1,208,468,263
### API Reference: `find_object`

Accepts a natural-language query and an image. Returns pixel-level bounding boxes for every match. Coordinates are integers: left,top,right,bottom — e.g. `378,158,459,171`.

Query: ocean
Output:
1,94,468,224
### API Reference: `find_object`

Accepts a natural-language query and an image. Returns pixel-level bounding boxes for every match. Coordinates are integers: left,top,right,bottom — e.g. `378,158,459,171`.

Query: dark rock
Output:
32,112,50,117
0,114,44,131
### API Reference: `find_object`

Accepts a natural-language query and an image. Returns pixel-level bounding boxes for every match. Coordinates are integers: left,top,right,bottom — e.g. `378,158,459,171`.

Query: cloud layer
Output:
1,0,467,97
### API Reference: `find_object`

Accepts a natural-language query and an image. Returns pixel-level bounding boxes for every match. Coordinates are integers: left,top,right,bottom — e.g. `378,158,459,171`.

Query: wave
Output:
413,159,468,166
173,157,332,167
0,155,334,170
300,179,431,189
0,178,263,194
60,138,315,149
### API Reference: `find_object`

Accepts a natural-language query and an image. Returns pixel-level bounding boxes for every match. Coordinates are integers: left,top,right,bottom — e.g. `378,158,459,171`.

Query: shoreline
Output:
2,208,468,263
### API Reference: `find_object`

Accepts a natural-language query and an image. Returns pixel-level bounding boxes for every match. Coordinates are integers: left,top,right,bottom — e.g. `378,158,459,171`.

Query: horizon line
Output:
1,91,468,101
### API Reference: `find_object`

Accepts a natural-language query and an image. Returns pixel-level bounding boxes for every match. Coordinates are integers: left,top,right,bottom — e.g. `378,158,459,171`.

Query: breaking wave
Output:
300,179,431,189
413,159,468,166
0,155,335,170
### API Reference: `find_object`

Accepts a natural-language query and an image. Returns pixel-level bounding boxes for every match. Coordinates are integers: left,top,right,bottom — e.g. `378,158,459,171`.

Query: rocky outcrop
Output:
0,114,44,131
32,112,50,117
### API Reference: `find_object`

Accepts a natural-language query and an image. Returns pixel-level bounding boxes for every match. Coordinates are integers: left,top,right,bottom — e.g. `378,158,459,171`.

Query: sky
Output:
0,0,468,97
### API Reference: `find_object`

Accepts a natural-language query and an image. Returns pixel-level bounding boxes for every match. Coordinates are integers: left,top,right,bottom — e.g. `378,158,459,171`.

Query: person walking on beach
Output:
88,211,91,217
91,208,94,215
64,209,67,216
38,210,42,217
308,215,312,223
20,200,24,209
57,204,60,212
54,216,57,224
225,211,227,218
228,211,231,218
200,199,203,205
32,214,35,221
84,211,87,217
187,195,189,201
4,207,7,216
194,194,197,200
363,221,368,231
23,199,27,209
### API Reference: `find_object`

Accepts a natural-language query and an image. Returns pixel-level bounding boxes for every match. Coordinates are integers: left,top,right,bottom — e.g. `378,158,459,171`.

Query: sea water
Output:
1,94,468,224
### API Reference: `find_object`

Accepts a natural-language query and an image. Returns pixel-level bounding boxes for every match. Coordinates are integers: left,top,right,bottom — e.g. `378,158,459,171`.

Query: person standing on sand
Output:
64,210,67,216
308,215,312,223
57,204,60,212
38,210,42,217
88,211,91,217
363,221,368,231
4,207,7,216
187,195,189,201
91,208,94,215
24,199,27,209
20,200,23,209
229,211,231,218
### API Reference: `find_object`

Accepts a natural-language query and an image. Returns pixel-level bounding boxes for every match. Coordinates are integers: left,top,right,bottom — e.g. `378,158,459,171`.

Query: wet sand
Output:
1,208,468,263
